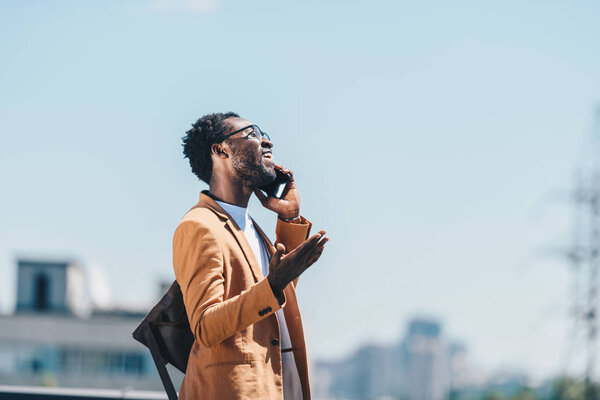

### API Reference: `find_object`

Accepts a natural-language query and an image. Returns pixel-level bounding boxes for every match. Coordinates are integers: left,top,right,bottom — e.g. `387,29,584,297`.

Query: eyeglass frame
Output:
217,124,271,143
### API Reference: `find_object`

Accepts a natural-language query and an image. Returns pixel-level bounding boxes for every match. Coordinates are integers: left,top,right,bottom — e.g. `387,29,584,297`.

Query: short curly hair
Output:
182,112,240,184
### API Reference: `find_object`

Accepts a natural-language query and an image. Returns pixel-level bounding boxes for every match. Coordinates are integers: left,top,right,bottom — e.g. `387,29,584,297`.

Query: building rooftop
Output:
0,313,144,349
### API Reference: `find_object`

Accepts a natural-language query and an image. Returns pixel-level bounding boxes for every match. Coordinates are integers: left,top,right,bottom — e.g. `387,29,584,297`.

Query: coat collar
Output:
197,190,269,283
197,190,231,220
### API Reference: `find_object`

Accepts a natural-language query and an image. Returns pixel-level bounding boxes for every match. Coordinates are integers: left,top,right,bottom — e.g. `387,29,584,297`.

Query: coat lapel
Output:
224,218,264,283
252,217,311,399
197,192,264,284
251,217,275,257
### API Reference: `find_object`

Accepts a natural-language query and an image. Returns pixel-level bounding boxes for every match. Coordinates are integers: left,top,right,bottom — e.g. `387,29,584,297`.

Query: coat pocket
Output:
204,360,252,369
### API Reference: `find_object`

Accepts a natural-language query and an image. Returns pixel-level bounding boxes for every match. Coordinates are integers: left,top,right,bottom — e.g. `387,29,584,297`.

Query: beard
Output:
230,143,276,189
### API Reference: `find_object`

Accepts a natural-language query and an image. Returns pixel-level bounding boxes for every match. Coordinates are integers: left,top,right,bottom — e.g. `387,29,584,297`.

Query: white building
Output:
0,259,182,391
399,318,450,400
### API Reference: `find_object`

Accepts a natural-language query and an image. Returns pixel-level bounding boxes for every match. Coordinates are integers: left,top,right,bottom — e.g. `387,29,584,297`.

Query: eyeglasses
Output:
218,124,271,143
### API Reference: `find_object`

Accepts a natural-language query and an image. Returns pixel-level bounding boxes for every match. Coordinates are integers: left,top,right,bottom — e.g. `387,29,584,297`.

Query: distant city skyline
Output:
0,257,527,398
1,0,600,381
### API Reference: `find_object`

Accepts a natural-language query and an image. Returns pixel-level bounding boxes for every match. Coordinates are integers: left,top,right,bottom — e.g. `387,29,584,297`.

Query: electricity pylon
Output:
569,106,600,400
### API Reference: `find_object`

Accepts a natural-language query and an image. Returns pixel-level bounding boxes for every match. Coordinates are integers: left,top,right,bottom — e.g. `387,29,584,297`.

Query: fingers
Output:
285,168,294,183
280,231,329,284
292,231,326,257
308,247,325,266
306,231,327,250
306,236,328,266
308,230,326,243
284,230,329,273
300,233,329,266
275,164,295,183
317,236,329,248
309,233,328,252
310,236,328,260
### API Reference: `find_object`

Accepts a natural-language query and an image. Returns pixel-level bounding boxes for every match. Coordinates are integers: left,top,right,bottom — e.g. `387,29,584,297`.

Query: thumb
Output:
272,243,286,263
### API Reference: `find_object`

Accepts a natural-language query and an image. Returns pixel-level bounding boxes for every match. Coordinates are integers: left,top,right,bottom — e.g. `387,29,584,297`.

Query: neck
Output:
209,178,252,208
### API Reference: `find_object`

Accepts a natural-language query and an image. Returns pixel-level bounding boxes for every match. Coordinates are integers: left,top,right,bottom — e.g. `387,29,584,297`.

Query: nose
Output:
261,137,273,149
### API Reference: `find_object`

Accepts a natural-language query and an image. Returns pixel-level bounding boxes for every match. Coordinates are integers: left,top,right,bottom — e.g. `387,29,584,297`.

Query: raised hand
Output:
254,165,301,220
267,230,329,297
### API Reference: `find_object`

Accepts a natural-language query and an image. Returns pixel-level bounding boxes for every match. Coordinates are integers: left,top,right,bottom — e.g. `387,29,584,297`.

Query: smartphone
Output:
259,169,291,199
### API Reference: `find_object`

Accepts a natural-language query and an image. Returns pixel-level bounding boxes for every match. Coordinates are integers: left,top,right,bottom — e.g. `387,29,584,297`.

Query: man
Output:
173,112,328,399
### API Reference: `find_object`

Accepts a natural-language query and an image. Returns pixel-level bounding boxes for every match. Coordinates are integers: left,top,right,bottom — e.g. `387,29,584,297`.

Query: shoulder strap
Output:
143,322,179,400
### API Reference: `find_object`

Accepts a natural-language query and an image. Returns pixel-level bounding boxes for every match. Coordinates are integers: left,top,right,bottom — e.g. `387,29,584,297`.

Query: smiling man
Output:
173,112,328,399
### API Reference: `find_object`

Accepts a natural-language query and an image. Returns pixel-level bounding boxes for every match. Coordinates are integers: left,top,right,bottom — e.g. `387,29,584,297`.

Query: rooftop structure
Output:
0,258,181,391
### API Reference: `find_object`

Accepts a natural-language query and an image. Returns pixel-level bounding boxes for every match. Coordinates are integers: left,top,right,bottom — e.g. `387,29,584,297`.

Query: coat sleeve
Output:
275,215,312,289
173,220,283,348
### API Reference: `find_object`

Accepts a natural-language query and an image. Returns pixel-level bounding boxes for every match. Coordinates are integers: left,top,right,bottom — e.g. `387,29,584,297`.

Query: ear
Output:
211,143,229,158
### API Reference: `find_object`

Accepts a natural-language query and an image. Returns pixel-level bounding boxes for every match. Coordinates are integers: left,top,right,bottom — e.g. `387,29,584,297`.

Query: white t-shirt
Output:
216,200,303,400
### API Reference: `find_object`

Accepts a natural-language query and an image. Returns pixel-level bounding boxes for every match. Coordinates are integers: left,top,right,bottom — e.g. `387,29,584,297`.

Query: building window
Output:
34,274,50,311
60,348,146,376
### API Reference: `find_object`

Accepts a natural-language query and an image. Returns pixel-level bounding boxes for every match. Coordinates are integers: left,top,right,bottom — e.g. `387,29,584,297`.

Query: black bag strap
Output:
143,322,179,400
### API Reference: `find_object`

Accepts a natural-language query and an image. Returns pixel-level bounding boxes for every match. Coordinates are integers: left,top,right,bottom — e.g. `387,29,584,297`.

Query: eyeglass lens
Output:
254,125,271,141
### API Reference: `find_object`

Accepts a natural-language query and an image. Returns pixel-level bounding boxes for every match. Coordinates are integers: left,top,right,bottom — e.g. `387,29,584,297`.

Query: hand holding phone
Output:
258,168,292,199
254,165,300,220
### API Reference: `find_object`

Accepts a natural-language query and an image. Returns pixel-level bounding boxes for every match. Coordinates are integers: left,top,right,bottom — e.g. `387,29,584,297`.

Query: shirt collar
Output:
214,199,249,231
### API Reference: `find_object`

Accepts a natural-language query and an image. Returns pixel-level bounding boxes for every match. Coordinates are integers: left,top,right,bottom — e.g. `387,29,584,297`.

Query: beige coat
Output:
173,192,313,399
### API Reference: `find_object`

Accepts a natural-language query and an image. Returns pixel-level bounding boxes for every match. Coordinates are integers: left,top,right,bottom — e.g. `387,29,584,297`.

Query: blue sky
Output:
1,0,600,380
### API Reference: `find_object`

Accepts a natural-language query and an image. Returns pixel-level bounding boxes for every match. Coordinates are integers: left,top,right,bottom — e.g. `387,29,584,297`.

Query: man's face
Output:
224,117,276,189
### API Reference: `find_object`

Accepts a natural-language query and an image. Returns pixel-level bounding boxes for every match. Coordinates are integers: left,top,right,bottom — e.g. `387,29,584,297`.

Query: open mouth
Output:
262,152,273,159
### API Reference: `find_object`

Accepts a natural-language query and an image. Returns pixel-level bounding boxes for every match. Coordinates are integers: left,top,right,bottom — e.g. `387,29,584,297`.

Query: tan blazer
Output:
173,192,313,400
